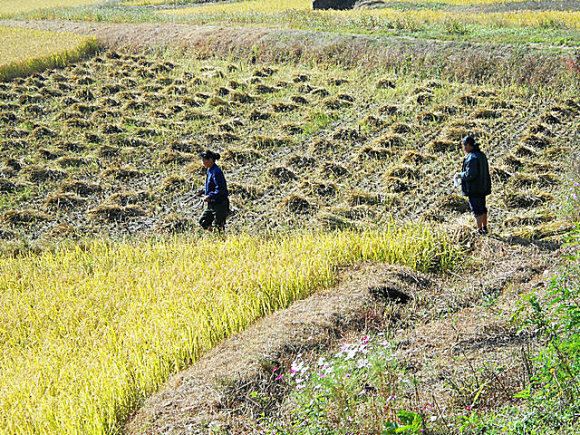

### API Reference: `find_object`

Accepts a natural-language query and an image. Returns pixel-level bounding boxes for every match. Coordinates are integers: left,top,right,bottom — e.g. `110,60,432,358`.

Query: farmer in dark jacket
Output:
198,150,229,232
455,136,491,235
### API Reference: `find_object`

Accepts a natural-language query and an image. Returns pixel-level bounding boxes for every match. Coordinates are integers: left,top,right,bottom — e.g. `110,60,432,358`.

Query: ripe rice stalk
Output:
0,26,99,81
0,227,457,433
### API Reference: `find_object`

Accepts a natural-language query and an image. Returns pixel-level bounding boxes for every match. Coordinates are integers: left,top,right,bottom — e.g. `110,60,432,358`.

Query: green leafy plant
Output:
272,335,424,434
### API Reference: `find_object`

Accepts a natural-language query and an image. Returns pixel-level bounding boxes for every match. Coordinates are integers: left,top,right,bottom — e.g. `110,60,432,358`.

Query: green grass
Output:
462,229,579,434
0,226,457,433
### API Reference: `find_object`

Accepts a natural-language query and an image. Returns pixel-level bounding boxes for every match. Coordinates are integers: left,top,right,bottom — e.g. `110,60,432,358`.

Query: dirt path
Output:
126,233,553,434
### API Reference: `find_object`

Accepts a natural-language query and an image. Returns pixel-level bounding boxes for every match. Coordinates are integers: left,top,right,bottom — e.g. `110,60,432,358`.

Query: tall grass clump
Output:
0,27,99,81
0,225,457,433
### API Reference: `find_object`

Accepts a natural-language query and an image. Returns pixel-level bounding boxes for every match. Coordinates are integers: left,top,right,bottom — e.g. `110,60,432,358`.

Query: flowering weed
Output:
273,335,425,434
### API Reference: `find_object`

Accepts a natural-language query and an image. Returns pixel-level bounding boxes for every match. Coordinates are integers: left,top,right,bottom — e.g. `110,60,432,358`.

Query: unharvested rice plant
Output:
163,0,580,31
0,0,578,433
0,227,456,432
0,0,102,17
0,26,98,81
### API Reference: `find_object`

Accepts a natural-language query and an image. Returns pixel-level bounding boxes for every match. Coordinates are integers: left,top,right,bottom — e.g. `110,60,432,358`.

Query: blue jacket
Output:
204,163,228,202
461,150,491,197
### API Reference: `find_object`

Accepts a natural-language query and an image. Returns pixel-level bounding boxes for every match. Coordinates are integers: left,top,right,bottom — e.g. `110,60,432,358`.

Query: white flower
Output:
356,358,370,369
290,359,308,376
317,357,326,367
345,347,358,360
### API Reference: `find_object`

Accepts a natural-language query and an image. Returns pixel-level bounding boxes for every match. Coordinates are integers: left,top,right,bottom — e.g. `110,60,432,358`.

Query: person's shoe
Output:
482,226,489,235
477,228,487,236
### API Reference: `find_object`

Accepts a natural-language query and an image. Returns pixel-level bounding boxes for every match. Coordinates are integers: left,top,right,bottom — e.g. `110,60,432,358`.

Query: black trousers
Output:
199,198,230,230
468,196,487,217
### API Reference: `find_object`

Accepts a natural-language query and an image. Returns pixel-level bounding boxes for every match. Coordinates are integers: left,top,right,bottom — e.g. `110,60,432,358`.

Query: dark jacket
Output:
204,163,229,203
460,150,491,197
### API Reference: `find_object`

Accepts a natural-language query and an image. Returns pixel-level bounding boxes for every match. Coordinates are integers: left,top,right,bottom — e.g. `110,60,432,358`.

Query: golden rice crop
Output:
163,0,310,15
0,226,457,433
135,0,530,6
0,26,98,81
0,0,100,17
162,0,580,31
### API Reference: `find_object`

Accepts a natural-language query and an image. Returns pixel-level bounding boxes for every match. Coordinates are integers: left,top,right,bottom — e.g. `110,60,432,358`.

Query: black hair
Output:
200,150,221,161
462,135,479,150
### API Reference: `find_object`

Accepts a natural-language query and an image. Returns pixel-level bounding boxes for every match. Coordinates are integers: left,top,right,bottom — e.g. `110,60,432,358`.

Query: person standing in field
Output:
455,136,492,235
198,150,230,232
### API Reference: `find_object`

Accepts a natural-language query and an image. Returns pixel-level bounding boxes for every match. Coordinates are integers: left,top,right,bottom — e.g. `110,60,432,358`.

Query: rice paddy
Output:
0,50,577,248
0,26,98,81
0,226,456,433
0,0,577,432
161,1,579,31
0,0,105,17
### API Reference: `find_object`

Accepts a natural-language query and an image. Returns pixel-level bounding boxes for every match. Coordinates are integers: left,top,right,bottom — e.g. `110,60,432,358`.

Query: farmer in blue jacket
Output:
455,136,492,235
198,150,230,232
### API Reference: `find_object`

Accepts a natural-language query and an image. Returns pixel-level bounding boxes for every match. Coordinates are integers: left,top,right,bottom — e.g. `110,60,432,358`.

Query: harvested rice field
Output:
0,50,577,247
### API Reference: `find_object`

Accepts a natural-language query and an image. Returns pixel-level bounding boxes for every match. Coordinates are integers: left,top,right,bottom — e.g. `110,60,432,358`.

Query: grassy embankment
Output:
273,229,579,434
0,26,98,81
23,0,580,46
0,225,457,433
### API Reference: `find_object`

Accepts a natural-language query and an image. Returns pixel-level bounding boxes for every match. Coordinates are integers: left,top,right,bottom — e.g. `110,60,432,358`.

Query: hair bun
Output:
214,152,221,161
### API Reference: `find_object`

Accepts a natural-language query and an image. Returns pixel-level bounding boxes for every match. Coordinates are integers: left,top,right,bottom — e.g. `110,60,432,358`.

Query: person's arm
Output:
460,155,479,182
207,169,226,200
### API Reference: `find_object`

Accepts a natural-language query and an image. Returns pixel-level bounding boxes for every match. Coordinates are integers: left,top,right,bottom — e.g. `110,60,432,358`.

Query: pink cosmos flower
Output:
275,374,284,381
